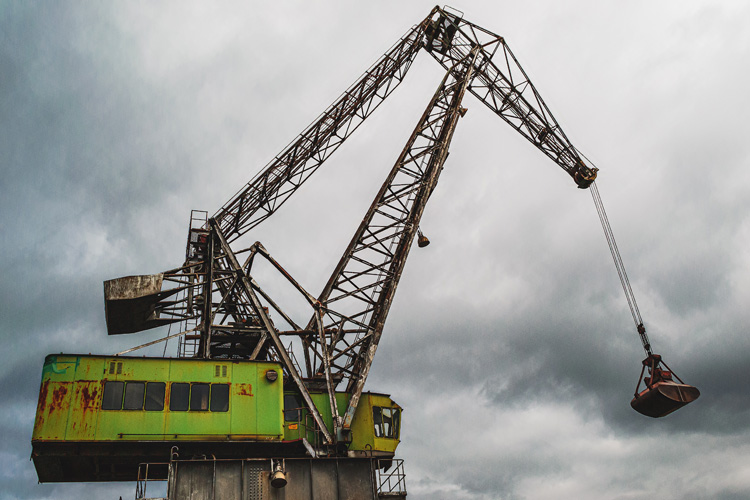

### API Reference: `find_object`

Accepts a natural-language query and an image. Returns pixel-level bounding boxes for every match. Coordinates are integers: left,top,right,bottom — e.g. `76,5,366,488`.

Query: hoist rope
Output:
589,181,642,327
575,149,652,356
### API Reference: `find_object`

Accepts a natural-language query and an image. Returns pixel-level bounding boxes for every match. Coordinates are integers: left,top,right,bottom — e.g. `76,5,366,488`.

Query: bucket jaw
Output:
630,354,700,418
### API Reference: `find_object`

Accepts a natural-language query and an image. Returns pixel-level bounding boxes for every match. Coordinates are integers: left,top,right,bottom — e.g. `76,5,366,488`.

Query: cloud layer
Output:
3,1,749,499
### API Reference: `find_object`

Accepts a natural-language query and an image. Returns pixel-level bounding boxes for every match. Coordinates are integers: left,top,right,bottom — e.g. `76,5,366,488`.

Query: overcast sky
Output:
3,1,750,499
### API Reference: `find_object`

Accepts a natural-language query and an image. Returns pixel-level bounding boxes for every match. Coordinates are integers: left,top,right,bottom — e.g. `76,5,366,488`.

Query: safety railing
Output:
376,459,407,497
176,316,200,358
135,462,169,500
285,404,324,451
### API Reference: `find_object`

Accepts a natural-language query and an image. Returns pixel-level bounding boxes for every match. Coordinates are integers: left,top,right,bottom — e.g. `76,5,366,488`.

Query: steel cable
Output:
589,181,643,327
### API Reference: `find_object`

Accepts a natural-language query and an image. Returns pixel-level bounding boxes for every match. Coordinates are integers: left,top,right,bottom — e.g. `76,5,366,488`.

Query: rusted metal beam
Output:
208,219,335,445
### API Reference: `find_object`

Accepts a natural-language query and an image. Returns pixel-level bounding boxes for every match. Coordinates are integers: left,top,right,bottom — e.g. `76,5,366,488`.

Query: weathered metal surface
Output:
163,458,399,500
104,274,164,300
630,354,700,418
208,220,335,446
104,274,183,334
631,381,701,418
32,355,401,482
280,392,401,457
33,355,283,444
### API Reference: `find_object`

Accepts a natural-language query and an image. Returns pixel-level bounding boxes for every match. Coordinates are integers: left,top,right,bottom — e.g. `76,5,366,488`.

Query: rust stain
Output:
237,383,254,396
80,383,99,409
34,382,49,430
69,382,100,436
37,380,50,412
50,385,68,412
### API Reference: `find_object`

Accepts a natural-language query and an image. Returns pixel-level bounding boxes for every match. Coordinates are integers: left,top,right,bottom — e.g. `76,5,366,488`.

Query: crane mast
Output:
102,6,694,457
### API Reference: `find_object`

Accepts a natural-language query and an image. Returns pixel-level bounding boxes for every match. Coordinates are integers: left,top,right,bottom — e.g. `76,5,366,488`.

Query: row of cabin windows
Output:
101,381,229,412
373,406,400,439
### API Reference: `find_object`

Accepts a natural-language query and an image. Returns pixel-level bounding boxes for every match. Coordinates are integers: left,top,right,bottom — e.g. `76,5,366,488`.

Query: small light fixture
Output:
270,459,287,488
417,229,430,248
266,370,278,382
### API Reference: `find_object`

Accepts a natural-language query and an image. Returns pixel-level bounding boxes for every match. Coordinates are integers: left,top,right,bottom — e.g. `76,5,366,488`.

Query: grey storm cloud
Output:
3,1,750,499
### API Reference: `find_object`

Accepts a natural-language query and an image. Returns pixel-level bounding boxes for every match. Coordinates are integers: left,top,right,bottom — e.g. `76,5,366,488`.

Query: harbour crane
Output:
33,6,698,490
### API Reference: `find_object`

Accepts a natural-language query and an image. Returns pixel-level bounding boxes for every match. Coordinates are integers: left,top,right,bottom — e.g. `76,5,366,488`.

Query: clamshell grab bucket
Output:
630,354,699,418
631,380,700,418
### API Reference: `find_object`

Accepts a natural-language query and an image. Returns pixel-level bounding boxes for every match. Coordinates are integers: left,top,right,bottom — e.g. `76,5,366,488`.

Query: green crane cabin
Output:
32,354,401,482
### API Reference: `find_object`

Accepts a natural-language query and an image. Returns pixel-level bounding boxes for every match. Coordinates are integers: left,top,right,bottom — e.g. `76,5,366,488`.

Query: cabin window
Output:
391,408,400,439
169,382,229,412
373,407,382,437
103,381,166,411
190,383,210,411
170,383,190,411
382,407,393,438
373,406,400,439
284,394,302,422
102,381,124,410
145,382,166,411
210,384,229,412
123,382,145,410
